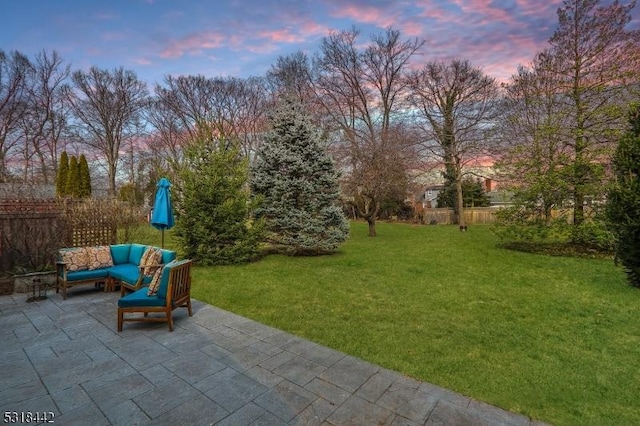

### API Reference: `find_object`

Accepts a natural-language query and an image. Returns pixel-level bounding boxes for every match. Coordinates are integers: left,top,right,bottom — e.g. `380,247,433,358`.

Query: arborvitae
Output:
56,151,69,197
78,154,91,198
606,104,640,287
66,155,80,198
251,99,349,255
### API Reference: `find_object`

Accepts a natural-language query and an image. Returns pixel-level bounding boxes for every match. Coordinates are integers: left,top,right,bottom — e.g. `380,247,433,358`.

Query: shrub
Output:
606,103,640,286
570,219,615,252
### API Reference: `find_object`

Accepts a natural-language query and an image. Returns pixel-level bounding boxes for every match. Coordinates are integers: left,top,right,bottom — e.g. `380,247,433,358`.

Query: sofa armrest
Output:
56,261,68,279
138,263,164,275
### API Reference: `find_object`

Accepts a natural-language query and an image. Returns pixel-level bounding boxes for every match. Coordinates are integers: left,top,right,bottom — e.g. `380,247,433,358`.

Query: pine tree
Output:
78,154,91,198
56,151,69,197
606,104,640,287
174,127,264,265
66,155,80,198
251,99,349,255
436,177,490,208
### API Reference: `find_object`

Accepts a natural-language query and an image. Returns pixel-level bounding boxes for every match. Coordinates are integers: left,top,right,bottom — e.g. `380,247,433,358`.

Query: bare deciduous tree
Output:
64,66,148,196
153,75,269,161
408,59,501,228
20,50,70,184
147,96,188,172
268,51,315,105
0,50,32,183
313,27,423,236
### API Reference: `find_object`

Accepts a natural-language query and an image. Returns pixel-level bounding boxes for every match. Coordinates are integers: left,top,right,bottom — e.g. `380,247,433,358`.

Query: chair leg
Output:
117,309,123,332
187,299,193,317
167,310,174,332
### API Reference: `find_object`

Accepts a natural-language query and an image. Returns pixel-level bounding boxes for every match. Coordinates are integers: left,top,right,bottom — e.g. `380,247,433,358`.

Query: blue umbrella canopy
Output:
150,177,175,247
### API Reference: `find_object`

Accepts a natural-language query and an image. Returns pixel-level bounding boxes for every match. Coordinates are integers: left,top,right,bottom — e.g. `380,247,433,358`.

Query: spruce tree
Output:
78,154,92,198
606,104,640,287
251,99,349,255
174,127,264,265
66,155,80,198
56,151,69,197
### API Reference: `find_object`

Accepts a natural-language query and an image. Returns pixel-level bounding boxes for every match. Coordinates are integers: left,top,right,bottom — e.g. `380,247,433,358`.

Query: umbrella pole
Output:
161,229,165,249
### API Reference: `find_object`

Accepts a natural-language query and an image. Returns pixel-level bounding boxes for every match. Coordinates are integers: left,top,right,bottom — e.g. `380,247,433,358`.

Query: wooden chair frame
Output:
117,260,193,332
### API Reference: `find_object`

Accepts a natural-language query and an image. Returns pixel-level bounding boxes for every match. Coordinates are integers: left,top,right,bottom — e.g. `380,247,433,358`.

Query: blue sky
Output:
2,0,638,85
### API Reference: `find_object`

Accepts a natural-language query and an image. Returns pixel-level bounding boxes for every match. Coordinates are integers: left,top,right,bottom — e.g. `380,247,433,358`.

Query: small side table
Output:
26,278,48,303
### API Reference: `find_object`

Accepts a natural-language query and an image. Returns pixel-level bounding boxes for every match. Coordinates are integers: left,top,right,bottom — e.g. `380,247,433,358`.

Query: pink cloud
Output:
258,28,304,44
449,0,515,24
401,21,424,37
416,1,453,21
160,31,226,58
331,4,397,28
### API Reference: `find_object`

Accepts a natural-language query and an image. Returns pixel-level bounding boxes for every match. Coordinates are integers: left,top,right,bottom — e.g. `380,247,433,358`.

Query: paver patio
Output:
0,288,548,425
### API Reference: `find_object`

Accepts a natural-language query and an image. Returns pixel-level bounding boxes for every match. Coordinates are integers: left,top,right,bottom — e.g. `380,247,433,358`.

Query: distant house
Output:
412,184,445,210
413,177,508,209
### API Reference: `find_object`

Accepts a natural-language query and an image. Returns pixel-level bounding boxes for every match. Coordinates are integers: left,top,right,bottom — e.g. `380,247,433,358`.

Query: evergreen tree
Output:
118,183,144,205
437,177,491,208
65,155,80,198
606,104,640,287
251,99,349,255
56,151,69,197
78,154,91,198
174,127,264,265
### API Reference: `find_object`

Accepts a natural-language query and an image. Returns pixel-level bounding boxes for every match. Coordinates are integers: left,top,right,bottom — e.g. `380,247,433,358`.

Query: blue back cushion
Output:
156,259,190,300
128,244,147,265
155,261,174,300
110,244,131,265
160,250,177,264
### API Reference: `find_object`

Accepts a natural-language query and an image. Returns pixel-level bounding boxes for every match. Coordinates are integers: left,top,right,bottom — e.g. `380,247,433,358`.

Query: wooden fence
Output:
419,207,499,225
0,199,117,273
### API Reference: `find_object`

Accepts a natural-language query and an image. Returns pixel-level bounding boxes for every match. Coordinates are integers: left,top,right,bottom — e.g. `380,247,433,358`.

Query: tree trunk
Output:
108,162,117,197
365,216,377,237
456,175,466,230
573,133,586,227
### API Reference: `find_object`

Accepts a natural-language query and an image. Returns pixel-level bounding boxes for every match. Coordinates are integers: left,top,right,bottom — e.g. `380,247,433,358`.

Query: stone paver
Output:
0,289,549,425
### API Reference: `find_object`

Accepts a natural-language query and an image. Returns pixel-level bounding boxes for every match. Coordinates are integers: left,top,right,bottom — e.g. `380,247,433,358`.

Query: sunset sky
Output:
2,0,638,85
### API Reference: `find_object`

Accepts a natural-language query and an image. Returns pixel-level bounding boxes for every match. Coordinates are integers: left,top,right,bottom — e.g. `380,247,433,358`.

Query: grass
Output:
134,222,640,425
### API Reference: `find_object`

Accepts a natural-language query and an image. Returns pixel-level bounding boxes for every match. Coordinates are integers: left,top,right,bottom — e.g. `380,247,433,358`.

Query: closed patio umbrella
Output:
150,177,175,248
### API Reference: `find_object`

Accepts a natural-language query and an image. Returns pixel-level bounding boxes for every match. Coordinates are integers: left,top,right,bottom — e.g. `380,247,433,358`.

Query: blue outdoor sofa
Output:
56,243,176,300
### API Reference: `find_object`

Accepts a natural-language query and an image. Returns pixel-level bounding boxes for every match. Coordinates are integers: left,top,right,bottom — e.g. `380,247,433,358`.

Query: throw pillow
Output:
147,266,164,296
86,246,114,270
140,247,162,276
59,247,88,272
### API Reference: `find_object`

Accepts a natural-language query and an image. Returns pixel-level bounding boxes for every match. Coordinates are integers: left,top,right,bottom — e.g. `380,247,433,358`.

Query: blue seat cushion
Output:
66,268,109,282
118,287,166,308
110,244,131,265
108,264,144,285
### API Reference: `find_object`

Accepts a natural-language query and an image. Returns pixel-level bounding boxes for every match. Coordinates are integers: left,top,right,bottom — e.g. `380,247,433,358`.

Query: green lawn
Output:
143,222,640,425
